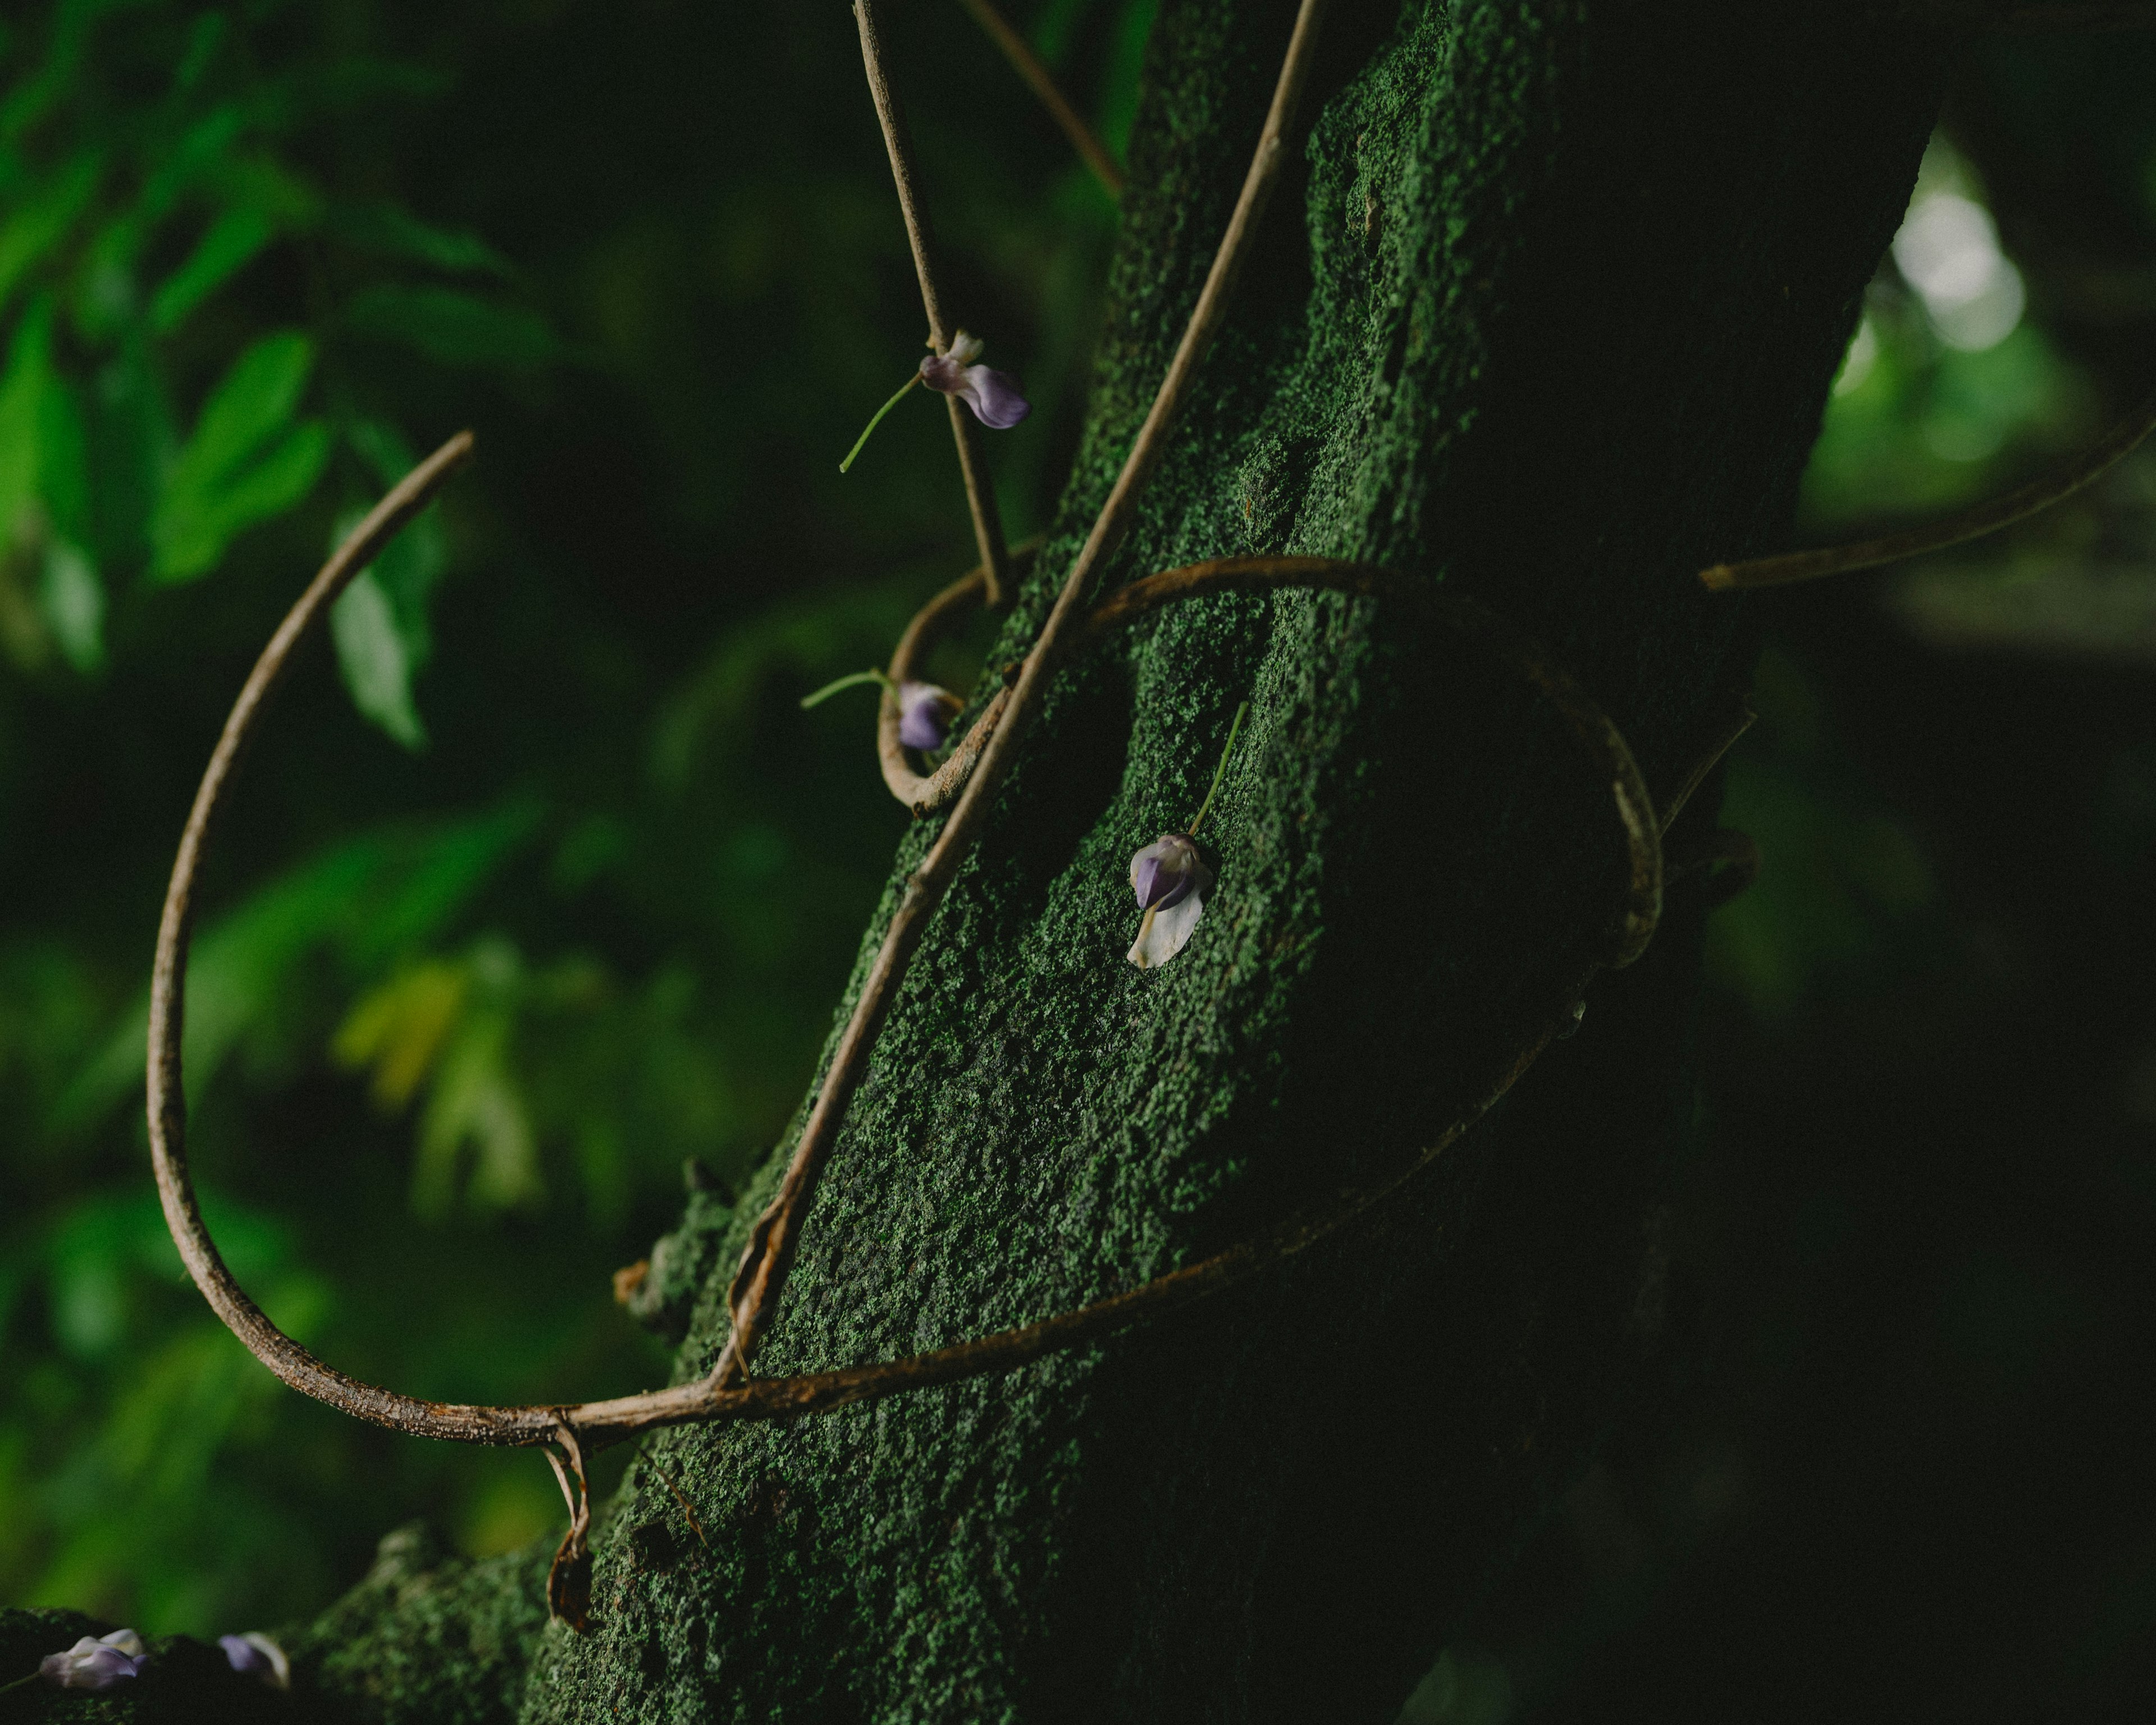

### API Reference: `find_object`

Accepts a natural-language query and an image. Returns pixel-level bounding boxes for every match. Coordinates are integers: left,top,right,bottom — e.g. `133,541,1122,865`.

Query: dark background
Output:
0,5,2148,1719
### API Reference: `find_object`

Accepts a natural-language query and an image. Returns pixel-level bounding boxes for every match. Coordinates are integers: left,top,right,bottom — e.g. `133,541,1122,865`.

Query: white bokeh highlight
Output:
1891,191,2026,353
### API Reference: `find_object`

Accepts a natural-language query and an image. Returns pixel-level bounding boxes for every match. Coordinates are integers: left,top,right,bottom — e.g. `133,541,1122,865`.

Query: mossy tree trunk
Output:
11,2,1952,1721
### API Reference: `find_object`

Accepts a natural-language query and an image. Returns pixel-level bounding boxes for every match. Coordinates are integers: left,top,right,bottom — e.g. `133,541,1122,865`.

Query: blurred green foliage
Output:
0,0,1140,1640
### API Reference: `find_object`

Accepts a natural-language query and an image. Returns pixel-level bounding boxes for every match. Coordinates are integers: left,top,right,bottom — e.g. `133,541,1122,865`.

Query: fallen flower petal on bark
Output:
220,1632,290,1689
40,1630,147,1690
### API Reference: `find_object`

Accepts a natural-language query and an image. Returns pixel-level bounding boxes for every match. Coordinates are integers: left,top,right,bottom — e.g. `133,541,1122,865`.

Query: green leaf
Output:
0,152,99,316
326,462,446,748
0,299,95,575
81,330,172,563
149,206,274,332
150,418,329,582
342,284,558,371
137,103,247,226
149,330,331,583
331,568,427,749
54,805,540,1133
171,328,313,481
0,296,54,537
38,539,104,673
412,942,540,1219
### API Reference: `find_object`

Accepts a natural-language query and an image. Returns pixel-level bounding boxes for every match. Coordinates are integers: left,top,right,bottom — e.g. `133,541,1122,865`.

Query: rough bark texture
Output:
4,2,1950,1720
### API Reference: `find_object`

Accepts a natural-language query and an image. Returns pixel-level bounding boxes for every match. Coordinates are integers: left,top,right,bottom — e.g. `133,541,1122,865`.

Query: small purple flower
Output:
220,1632,290,1690
40,1628,147,1690
1127,833,1214,969
920,331,1030,430
897,681,963,752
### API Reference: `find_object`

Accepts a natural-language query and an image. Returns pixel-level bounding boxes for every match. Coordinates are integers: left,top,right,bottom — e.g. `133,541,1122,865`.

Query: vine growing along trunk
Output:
13,2,1954,1720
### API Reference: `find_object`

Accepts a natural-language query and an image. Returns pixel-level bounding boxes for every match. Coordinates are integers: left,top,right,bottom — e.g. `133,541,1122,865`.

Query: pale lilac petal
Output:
946,330,984,365
897,682,961,751
956,364,1030,429
920,346,1029,430
1129,834,1204,910
42,1633,147,1690
1129,889,1205,969
221,1632,290,1690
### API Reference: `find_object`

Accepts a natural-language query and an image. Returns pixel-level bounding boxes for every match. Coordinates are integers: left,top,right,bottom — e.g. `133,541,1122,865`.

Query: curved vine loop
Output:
878,540,1039,816
148,430,556,1449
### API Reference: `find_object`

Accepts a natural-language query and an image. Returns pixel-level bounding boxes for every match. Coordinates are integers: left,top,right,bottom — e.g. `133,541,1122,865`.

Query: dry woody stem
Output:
1700,385,2156,591
855,0,1012,608
957,0,1126,197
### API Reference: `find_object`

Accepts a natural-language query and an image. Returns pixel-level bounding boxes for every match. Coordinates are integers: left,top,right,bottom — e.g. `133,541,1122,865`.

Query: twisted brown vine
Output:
1700,384,2156,591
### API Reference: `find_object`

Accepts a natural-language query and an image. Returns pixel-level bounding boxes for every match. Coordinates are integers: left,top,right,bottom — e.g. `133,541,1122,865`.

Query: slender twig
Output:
1700,386,2156,592
564,956,1600,1441
879,555,1664,965
716,0,1336,1394
1081,557,1664,964
855,0,1013,609
957,0,1126,197
801,669,893,708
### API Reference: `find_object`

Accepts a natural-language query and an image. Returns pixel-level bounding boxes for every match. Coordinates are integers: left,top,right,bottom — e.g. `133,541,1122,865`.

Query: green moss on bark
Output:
60,4,1952,1722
